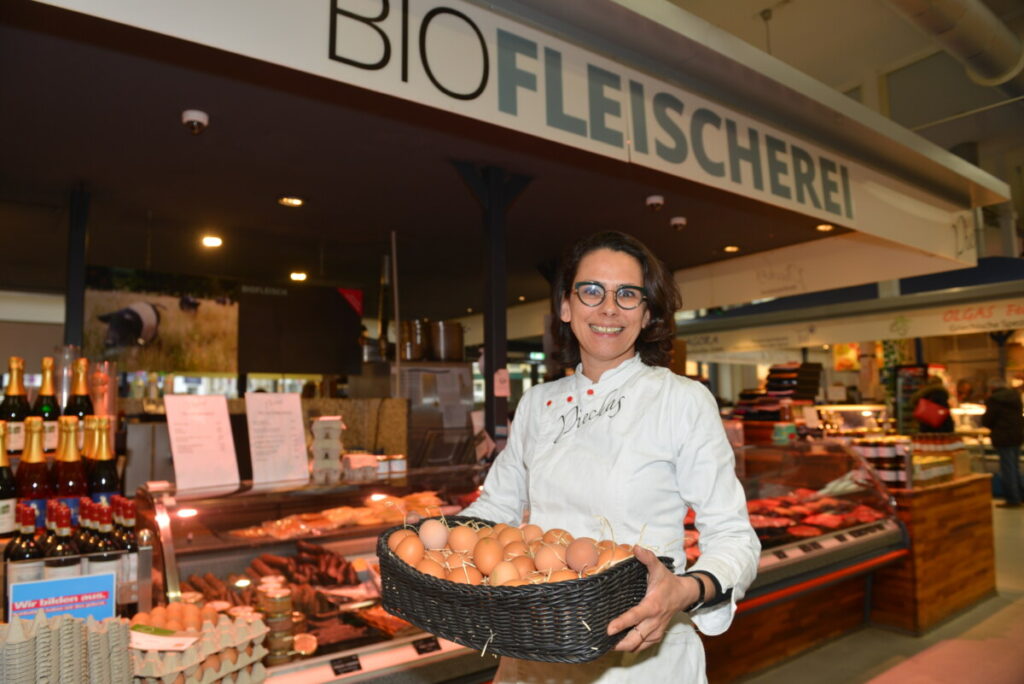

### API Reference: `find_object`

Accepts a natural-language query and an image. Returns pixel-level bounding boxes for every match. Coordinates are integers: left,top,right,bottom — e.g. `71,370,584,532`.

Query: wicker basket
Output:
377,516,674,663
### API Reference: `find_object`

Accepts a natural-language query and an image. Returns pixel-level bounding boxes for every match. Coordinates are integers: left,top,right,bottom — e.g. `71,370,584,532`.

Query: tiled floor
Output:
741,503,1024,684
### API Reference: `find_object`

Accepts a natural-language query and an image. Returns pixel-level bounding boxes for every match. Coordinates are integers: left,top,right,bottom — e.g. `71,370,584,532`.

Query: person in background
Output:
982,378,1024,508
956,379,975,405
911,376,955,433
461,231,759,683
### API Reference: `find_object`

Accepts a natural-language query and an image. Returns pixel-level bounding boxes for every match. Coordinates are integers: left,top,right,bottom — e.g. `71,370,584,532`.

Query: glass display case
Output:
136,467,492,681
687,441,906,592
814,404,888,436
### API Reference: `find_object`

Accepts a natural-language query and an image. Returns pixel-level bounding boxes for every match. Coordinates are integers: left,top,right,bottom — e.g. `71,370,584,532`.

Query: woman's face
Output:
560,248,649,381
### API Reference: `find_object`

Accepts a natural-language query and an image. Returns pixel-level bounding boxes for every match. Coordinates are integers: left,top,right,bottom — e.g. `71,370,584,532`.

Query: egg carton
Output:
131,616,268,679
134,646,268,684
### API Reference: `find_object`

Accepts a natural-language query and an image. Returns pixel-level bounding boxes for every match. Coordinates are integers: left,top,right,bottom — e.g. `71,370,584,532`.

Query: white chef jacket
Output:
462,355,760,683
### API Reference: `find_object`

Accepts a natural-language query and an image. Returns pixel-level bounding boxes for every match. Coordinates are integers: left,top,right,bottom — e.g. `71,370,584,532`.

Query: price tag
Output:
330,655,362,675
413,636,442,655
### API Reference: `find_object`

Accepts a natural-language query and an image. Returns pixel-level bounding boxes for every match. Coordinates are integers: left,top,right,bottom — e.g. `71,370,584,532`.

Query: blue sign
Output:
8,572,116,621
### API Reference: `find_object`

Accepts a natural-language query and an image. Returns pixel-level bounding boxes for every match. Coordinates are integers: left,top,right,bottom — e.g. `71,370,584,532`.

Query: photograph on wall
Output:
84,267,239,372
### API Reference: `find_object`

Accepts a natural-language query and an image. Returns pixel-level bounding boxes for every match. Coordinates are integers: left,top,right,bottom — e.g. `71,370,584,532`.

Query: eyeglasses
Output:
573,281,647,310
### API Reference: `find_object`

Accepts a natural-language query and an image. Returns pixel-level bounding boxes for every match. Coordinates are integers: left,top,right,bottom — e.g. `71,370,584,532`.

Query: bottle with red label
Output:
116,498,139,616
43,504,81,579
15,416,51,529
4,504,44,586
53,416,88,525
89,502,121,583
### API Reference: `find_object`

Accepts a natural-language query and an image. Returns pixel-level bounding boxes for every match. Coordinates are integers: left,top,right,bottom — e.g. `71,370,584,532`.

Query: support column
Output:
64,185,90,346
454,163,530,440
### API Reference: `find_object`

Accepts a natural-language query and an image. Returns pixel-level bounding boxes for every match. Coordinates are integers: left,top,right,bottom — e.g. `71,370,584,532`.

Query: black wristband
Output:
682,573,705,612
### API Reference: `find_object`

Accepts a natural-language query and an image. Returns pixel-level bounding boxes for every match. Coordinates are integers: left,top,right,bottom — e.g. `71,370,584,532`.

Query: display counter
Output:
136,467,495,683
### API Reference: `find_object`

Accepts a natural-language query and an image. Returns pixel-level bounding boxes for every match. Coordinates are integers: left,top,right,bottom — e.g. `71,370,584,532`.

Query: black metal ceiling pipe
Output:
887,0,1024,98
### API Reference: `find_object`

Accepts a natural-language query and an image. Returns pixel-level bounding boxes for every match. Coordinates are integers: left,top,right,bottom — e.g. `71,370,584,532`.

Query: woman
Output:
982,378,1024,508
462,231,760,683
911,376,954,433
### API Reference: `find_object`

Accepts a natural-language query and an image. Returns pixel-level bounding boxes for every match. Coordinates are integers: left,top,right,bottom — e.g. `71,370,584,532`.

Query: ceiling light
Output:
466,307,474,313
290,272,308,282
201,235,222,248
278,196,304,208
723,245,740,253
816,223,834,232
517,295,526,302
177,508,198,518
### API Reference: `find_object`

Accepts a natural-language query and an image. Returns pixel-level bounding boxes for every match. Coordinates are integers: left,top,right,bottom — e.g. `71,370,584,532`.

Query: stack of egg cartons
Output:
310,416,345,485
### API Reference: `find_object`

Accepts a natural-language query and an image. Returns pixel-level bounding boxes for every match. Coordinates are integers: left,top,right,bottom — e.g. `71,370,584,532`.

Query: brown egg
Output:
395,535,425,566
497,526,523,546
501,578,530,587
492,523,509,536
166,602,184,620
534,544,567,572
200,606,218,626
222,646,239,664
130,612,149,626
183,615,201,632
543,528,574,545
424,549,448,565
416,558,446,579
598,545,633,568
618,543,633,553
503,541,529,560
150,605,167,622
473,537,504,576
488,560,521,587
520,524,543,543
582,565,602,577
388,528,417,551
566,537,599,572
476,526,494,538
202,653,221,673
528,539,546,556
165,619,184,632
445,552,472,570
418,519,450,550
446,565,483,585
511,555,536,577
149,612,167,630
596,539,616,553
548,569,581,582
447,525,478,554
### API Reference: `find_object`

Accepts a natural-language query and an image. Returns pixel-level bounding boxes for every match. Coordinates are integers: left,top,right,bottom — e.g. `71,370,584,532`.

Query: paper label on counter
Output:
130,625,200,651
164,394,239,494
244,392,309,485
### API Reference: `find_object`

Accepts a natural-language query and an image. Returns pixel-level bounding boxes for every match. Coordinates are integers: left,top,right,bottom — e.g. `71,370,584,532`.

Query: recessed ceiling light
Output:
517,295,526,302
466,307,473,313
816,223,834,232
201,235,222,248
290,271,307,281
723,245,740,253
278,196,304,208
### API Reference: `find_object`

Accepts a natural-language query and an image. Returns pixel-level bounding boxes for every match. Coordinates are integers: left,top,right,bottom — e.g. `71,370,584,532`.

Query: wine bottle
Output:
3,503,28,561
88,503,121,583
15,416,52,529
88,416,120,504
81,414,98,476
63,358,94,432
5,504,44,585
39,499,58,555
0,356,31,455
0,422,18,539
43,504,81,579
34,356,60,453
53,416,88,525
117,498,139,617
74,497,96,554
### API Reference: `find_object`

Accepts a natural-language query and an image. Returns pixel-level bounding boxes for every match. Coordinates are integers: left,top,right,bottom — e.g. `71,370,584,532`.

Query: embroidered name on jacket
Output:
554,391,625,444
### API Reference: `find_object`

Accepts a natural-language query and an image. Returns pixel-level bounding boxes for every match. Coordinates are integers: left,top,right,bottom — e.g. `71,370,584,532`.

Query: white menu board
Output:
244,392,310,486
164,394,240,494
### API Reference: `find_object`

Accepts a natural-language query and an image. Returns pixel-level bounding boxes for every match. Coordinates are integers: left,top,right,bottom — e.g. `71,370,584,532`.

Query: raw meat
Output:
801,513,845,529
786,525,823,538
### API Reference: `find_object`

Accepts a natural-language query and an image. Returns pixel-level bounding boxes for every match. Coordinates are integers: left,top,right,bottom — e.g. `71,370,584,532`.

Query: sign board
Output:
244,392,310,485
35,0,972,264
683,296,1024,356
9,572,116,621
164,394,240,493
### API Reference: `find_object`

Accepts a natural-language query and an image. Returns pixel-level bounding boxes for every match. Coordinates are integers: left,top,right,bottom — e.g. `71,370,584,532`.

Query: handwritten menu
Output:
244,392,309,485
163,395,239,493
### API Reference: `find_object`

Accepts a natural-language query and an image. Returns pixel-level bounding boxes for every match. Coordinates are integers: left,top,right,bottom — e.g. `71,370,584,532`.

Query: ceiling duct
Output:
887,0,1024,98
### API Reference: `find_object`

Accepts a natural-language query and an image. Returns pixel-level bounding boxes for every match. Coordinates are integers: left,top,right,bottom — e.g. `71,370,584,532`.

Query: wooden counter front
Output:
870,474,996,633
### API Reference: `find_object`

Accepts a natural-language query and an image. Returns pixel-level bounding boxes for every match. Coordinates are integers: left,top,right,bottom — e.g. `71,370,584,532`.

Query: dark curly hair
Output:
550,231,681,369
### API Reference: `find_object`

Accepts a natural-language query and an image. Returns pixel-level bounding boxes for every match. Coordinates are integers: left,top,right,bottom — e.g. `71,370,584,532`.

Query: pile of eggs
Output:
129,601,219,632
387,520,634,586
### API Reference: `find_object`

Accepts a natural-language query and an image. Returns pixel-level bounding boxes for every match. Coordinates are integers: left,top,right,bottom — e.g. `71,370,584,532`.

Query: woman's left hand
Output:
607,545,697,652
